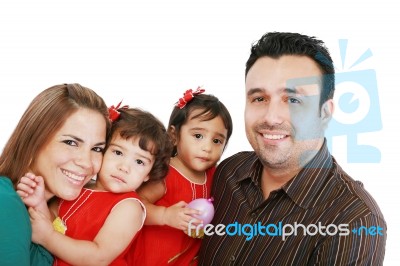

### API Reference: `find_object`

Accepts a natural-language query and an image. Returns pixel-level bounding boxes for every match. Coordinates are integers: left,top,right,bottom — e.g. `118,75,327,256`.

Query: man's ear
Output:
321,99,334,128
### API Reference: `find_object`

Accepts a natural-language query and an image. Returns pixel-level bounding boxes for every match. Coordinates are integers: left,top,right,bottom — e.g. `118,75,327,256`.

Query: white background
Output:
1,1,399,264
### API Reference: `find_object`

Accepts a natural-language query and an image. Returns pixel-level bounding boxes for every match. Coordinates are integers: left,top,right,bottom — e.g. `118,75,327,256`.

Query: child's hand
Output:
163,201,202,231
16,173,46,209
28,207,55,245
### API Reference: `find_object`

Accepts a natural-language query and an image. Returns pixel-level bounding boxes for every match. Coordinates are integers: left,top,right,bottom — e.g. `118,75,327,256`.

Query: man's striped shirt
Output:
198,142,386,265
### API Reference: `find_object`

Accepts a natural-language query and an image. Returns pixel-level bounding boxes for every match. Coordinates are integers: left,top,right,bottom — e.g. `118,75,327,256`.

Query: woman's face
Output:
33,108,107,200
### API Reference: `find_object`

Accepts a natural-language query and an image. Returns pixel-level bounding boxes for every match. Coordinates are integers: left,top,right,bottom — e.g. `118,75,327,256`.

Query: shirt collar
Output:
237,140,333,209
236,152,263,184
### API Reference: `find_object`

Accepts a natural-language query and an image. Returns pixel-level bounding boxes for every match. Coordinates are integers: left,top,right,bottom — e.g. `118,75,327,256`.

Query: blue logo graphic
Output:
351,225,384,236
326,39,382,163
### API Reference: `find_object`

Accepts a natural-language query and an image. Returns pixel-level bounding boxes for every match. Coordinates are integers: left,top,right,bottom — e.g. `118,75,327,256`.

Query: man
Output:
198,32,386,265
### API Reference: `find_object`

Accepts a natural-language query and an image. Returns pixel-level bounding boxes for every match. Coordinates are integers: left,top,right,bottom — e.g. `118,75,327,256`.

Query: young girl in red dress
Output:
17,105,172,266
128,87,233,265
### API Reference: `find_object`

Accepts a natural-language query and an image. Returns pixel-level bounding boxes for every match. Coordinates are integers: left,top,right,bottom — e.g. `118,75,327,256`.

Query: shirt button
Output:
230,255,236,261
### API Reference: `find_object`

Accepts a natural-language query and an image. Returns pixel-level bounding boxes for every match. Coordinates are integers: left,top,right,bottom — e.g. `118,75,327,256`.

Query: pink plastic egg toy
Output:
187,197,215,225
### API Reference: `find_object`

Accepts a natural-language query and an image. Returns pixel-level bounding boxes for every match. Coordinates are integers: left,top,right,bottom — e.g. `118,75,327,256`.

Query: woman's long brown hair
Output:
0,83,110,187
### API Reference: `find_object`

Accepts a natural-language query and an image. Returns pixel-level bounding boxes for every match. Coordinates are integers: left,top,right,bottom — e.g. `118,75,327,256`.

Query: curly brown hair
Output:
109,108,172,181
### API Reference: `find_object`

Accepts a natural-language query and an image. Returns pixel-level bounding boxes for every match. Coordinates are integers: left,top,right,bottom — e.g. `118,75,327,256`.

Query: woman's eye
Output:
63,140,77,146
194,134,203,139
92,147,104,153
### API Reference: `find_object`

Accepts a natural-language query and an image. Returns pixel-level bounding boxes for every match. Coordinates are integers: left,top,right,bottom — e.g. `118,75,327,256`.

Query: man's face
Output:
244,55,333,170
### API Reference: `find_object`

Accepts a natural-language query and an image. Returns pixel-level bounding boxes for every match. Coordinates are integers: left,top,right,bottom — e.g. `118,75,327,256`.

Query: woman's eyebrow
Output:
62,134,106,146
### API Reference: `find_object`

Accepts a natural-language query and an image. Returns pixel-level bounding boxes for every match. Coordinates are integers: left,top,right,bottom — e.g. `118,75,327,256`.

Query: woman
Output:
0,83,110,266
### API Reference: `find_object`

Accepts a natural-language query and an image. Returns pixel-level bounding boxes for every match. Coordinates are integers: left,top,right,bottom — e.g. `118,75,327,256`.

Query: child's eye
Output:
194,134,203,139
136,159,144,165
213,139,223,145
113,150,123,156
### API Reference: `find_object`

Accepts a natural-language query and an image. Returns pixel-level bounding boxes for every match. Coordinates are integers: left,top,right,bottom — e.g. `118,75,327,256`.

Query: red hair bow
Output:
108,101,129,122
176,87,205,109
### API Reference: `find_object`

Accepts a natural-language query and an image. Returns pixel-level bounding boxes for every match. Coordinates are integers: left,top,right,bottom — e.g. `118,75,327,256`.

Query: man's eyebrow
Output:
247,87,312,97
247,88,263,96
284,87,312,95
284,88,298,94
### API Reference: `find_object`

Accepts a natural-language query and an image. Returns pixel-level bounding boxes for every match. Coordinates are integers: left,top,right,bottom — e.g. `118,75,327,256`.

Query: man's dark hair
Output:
245,32,335,108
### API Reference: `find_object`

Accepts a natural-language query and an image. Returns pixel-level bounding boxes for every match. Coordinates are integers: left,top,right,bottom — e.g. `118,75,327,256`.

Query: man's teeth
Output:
263,134,286,140
62,170,85,181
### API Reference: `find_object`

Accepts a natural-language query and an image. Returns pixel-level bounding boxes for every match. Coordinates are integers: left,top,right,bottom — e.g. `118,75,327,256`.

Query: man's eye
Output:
253,97,264,102
289,98,301,104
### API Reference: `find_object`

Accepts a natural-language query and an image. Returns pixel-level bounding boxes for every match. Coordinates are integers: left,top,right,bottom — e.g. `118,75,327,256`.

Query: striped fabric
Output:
198,141,386,265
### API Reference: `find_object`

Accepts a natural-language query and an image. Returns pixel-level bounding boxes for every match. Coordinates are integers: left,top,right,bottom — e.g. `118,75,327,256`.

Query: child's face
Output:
175,110,228,173
97,135,154,193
